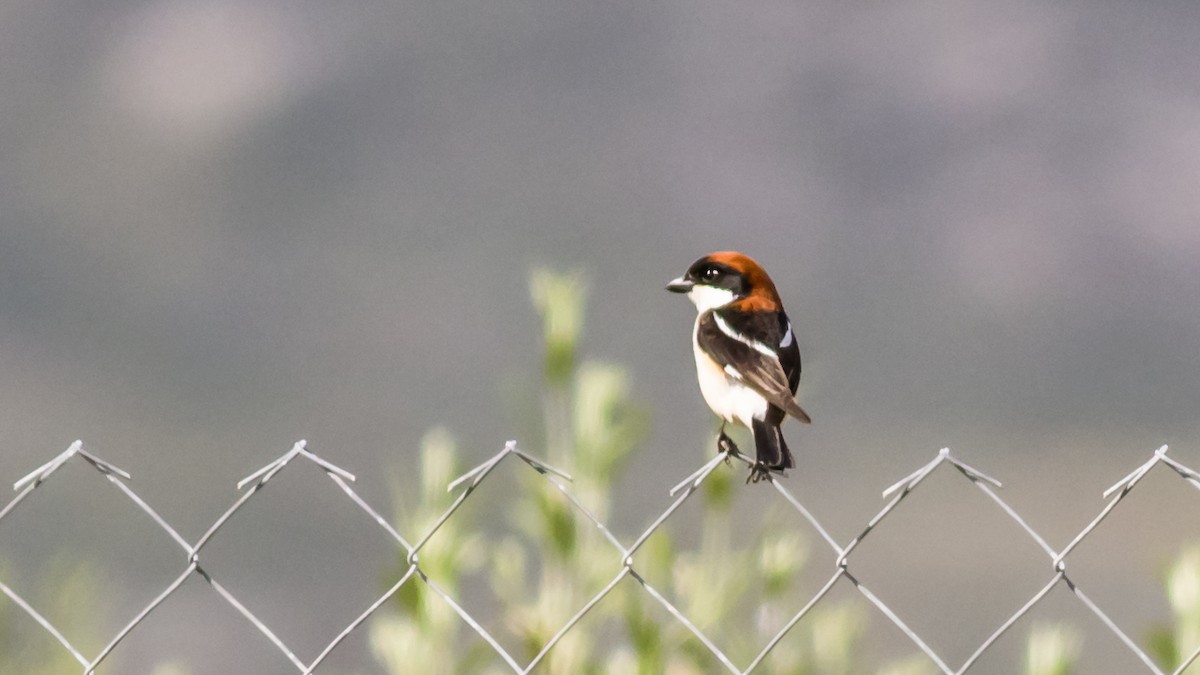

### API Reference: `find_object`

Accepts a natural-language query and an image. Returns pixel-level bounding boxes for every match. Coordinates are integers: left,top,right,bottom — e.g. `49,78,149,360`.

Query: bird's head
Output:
666,251,781,312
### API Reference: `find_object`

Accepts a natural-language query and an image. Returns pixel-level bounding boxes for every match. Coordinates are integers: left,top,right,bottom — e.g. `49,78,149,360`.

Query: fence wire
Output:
1,439,1199,674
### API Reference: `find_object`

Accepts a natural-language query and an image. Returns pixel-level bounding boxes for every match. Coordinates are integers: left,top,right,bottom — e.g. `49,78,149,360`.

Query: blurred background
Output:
1,0,1199,672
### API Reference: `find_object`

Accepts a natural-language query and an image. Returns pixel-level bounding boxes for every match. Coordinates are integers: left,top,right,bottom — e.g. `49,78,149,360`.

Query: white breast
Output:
692,317,768,428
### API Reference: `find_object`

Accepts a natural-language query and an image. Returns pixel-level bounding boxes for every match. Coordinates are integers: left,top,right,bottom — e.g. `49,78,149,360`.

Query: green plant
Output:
369,269,929,674
1148,544,1200,673
0,556,106,675
369,428,491,673
1025,622,1082,675
1021,542,1200,675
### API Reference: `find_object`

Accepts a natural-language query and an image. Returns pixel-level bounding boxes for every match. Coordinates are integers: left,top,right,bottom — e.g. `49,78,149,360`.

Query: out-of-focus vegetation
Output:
1149,544,1200,673
370,269,931,674
367,269,1200,674
1025,622,1081,675
0,557,105,675
0,270,1196,673
1025,543,1200,675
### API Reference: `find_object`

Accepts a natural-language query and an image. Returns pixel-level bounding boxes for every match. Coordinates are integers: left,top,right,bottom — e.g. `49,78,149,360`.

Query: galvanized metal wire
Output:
1,439,1198,673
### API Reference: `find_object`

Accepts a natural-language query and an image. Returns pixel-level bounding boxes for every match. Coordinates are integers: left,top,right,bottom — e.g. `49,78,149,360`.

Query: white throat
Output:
687,285,736,313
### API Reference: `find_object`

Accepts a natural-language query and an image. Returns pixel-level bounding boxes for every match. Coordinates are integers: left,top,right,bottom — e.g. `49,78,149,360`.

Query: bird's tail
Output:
751,419,794,472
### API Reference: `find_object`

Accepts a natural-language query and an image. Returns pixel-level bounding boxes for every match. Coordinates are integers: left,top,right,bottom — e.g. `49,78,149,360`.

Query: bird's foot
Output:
746,463,772,484
717,431,741,466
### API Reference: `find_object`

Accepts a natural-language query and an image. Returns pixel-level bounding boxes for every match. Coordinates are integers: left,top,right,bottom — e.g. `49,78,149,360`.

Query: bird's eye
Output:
700,267,720,282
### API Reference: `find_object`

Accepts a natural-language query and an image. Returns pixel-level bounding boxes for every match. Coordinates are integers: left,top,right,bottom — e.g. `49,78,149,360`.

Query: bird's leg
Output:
716,423,740,466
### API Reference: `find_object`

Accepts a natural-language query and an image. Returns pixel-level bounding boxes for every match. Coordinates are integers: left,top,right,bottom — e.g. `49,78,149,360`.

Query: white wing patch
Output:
713,312,777,358
779,323,793,348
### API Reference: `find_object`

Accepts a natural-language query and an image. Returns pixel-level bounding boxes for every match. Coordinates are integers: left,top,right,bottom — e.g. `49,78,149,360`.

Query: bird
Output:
667,251,811,483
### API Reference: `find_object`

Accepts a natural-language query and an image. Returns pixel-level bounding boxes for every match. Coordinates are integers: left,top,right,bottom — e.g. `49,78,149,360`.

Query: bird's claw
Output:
717,431,740,466
746,463,772,484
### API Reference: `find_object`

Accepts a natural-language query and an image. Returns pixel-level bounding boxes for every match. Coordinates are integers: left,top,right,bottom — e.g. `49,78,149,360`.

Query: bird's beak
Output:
666,276,694,293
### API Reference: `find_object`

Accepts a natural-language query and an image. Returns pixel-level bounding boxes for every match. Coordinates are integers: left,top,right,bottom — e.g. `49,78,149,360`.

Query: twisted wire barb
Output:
0,440,1197,673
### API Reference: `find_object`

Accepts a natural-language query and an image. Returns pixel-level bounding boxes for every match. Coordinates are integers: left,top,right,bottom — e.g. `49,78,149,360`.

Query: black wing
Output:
697,309,812,424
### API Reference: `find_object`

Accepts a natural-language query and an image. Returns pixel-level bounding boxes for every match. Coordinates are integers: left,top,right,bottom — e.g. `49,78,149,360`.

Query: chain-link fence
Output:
2,439,1199,674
